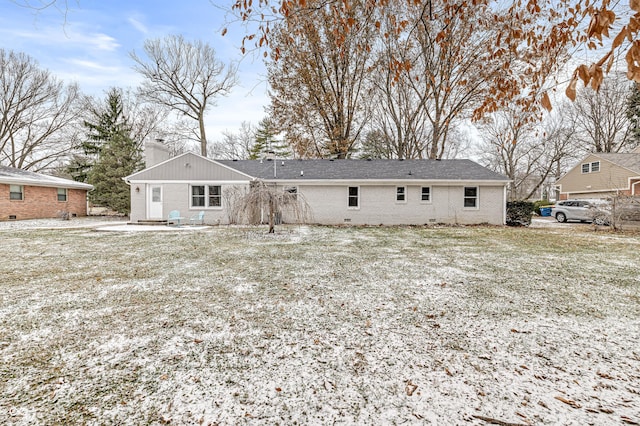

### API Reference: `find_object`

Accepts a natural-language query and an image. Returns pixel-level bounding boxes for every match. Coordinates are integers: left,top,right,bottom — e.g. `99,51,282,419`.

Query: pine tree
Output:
249,118,290,159
626,83,640,151
87,129,143,214
67,88,131,182
73,88,144,214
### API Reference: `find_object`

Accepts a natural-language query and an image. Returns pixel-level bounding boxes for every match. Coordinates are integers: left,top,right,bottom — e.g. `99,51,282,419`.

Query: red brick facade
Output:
0,184,89,220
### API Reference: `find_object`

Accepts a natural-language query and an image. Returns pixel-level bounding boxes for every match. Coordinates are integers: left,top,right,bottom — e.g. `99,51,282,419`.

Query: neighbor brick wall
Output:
0,184,88,220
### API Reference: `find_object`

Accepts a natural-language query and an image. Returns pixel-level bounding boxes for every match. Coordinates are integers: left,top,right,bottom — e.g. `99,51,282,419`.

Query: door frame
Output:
147,185,163,219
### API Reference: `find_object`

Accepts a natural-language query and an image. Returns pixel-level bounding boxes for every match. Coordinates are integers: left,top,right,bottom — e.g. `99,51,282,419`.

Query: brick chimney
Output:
144,139,171,167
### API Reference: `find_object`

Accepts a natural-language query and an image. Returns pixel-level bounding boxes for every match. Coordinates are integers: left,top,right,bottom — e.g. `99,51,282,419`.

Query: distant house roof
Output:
217,159,509,182
0,165,93,190
593,153,640,174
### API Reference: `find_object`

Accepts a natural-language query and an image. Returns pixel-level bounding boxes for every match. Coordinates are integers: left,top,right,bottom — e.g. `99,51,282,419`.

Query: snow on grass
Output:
0,224,639,425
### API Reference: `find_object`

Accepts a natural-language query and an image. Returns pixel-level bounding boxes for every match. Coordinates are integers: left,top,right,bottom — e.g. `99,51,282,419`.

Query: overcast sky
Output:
0,0,268,143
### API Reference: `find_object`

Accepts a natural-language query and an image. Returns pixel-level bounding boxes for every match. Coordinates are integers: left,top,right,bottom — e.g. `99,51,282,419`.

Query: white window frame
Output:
581,161,600,173
208,185,222,207
420,186,431,203
284,186,298,201
348,186,359,209
10,185,23,201
463,186,479,209
190,184,223,209
396,186,407,203
57,188,68,202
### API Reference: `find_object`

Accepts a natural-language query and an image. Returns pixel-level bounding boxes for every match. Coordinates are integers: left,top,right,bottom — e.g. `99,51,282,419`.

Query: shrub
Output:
506,201,535,226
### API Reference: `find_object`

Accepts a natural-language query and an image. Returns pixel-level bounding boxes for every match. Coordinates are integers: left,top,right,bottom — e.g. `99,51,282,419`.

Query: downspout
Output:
503,184,507,225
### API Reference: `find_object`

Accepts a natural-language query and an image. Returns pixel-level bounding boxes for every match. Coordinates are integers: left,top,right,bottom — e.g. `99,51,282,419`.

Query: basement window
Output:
10,185,23,201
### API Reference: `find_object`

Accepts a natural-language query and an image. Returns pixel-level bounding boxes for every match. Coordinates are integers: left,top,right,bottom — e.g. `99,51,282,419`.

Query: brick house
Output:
0,166,93,221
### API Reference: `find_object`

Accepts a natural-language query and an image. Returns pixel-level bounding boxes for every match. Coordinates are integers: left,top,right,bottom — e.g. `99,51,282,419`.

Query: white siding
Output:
291,184,505,225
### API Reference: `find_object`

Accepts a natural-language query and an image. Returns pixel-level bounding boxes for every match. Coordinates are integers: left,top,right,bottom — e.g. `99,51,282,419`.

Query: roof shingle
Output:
216,159,508,182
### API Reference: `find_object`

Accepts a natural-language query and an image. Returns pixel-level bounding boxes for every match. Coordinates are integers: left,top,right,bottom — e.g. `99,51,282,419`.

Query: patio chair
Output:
189,211,205,225
167,210,184,226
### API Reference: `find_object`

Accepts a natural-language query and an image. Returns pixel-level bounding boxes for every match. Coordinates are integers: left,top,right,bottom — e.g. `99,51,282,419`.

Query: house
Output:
556,146,640,200
0,166,93,220
125,150,510,226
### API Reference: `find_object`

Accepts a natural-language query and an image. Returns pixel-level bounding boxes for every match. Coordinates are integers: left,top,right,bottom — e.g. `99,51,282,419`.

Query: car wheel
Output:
594,215,609,226
556,212,567,223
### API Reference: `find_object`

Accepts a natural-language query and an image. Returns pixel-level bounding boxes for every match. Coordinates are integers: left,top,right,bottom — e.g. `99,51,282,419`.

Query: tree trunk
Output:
268,196,275,233
199,114,207,157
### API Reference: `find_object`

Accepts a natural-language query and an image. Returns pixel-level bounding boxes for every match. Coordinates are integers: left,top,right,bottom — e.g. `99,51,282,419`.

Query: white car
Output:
551,199,610,225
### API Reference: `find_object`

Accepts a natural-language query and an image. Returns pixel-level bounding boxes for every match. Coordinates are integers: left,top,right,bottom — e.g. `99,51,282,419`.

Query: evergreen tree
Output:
87,129,143,214
249,118,290,159
626,83,640,151
67,88,131,182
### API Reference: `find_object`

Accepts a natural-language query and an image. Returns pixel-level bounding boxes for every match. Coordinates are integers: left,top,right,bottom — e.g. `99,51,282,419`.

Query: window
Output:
396,186,406,202
421,187,431,202
348,186,359,208
57,188,67,202
191,185,222,208
208,185,221,207
191,185,205,207
9,185,23,201
582,161,600,173
152,187,161,202
464,187,478,208
284,186,298,200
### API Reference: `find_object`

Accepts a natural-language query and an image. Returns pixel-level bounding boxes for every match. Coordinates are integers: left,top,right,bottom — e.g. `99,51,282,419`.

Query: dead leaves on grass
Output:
554,395,581,409
405,380,418,396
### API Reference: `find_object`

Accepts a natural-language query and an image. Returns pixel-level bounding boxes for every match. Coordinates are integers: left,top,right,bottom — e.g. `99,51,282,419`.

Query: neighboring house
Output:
556,146,640,200
0,166,93,220
126,151,510,226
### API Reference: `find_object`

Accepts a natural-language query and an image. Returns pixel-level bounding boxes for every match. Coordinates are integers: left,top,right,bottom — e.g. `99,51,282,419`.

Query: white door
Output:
148,185,163,219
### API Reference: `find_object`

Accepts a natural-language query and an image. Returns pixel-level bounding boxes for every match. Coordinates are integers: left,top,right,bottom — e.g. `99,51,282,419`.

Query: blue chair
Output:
189,211,205,225
167,210,184,226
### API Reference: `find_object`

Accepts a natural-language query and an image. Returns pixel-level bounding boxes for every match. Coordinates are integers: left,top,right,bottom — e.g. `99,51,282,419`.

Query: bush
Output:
506,201,535,227
532,199,553,216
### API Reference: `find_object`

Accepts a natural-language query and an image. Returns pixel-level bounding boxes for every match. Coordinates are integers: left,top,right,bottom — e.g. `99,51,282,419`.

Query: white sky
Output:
0,0,269,143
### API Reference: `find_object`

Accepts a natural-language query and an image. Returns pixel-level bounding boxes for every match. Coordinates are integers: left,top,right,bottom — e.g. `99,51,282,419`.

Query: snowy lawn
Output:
0,224,638,425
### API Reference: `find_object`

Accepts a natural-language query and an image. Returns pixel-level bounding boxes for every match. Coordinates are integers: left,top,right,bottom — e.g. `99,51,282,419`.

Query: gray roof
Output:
594,153,640,174
216,159,509,182
0,165,93,190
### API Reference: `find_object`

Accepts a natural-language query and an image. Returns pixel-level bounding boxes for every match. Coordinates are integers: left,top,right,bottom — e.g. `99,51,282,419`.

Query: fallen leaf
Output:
405,380,418,396
555,395,581,408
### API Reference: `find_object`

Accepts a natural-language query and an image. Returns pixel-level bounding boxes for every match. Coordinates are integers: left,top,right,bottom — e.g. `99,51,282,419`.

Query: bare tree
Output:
0,49,83,172
267,0,375,158
571,73,634,153
477,102,578,200
208,121,256,159
234,180,311,233
131,35,238,157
